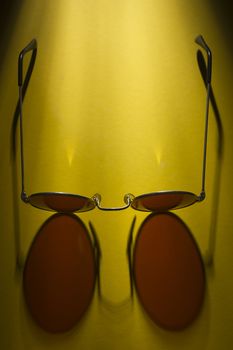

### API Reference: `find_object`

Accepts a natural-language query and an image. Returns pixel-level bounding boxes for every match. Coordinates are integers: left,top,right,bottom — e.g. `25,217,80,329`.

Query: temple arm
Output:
18,39,37,201
195,35,212,199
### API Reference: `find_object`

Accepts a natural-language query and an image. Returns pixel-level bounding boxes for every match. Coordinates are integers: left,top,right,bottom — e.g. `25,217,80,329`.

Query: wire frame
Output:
129,191,200,212
18,35,212,213
126,35,212,212
27,192,96,213
18,39,96,213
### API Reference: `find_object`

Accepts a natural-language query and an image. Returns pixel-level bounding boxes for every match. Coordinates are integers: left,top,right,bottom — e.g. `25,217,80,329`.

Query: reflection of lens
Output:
28,192,96,212
131,191,199,211
133,212,205,330
23,214,96,333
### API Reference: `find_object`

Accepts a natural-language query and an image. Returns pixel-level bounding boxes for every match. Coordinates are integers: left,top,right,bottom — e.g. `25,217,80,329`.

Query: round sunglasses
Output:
18,35,211,213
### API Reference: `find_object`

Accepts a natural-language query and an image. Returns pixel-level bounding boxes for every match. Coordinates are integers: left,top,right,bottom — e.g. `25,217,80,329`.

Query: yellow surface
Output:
0,0,233,349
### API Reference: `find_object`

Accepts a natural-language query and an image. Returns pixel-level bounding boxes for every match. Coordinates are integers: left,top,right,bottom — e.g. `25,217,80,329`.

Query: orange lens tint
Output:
131,191,199,212
23,214,96,333
28,192,96,212
133,213,205,330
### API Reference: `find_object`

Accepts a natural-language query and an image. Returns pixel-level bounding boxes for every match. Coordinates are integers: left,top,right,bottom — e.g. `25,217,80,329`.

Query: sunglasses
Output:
18,35,211,213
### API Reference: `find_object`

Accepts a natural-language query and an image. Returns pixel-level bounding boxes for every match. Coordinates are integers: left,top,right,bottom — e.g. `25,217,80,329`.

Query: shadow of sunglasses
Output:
127,213,206,331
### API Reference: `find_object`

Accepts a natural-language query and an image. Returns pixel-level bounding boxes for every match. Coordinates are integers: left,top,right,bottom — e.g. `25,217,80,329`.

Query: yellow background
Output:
0,0,232,349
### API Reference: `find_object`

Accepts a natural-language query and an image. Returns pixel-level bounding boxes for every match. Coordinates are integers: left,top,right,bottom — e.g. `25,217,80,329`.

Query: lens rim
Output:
27,191,96,213
130,190,201,212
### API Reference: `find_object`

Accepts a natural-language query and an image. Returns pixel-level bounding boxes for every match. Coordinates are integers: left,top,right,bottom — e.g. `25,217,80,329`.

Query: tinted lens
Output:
131,191,199,211
28,192,96,212
23,214,96,333
133,213,205,330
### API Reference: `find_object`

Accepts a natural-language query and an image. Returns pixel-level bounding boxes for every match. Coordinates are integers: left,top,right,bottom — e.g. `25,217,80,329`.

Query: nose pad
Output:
132,212,206,331
23,213,96,333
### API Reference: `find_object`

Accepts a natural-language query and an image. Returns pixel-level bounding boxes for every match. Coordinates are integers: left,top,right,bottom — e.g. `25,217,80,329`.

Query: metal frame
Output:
18,35,212,213
92,193,134,211
18,39,97,212
195,35,212,199
125,35,212,211
18,39,37,202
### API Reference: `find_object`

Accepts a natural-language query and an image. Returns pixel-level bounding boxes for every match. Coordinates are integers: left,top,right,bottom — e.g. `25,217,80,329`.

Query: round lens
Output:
131,191,199,212
28,192,96,212
23,214,96,333
133,213,205,330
